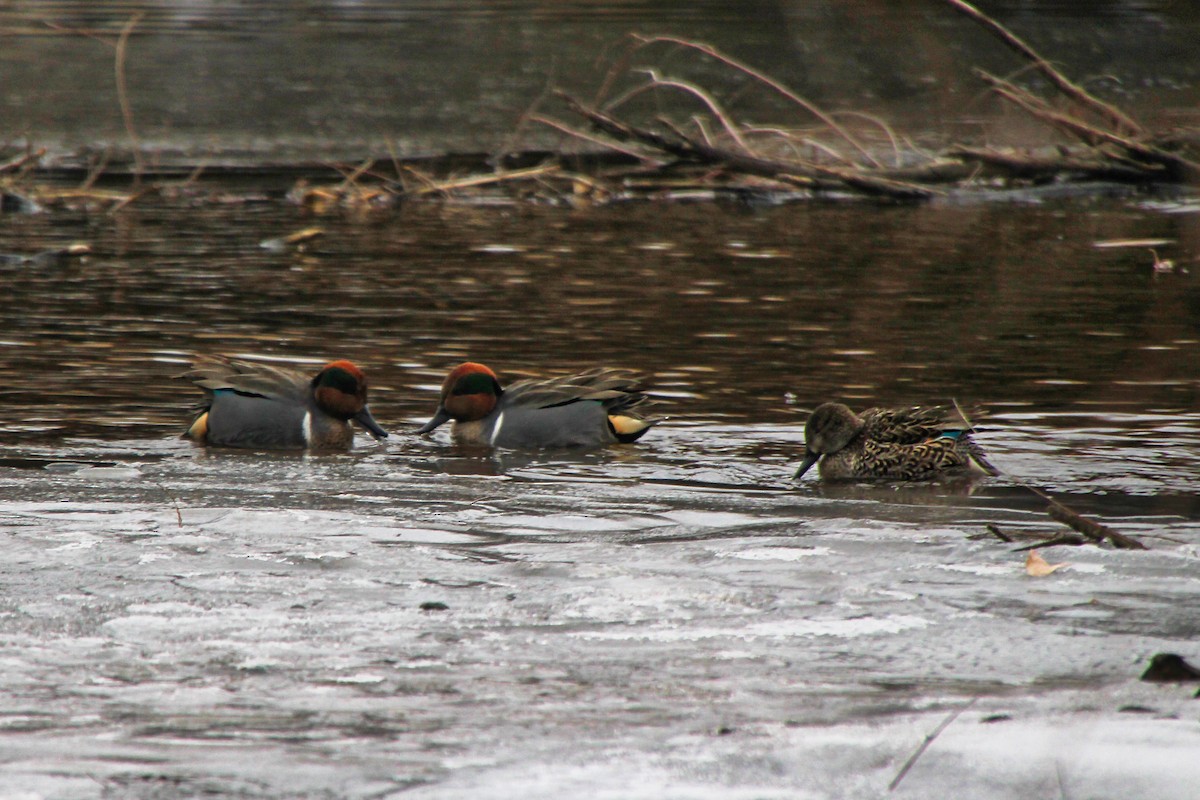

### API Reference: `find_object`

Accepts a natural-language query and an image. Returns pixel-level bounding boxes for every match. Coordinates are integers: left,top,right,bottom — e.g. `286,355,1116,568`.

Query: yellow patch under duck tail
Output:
184,411,209,442
608,414,652,443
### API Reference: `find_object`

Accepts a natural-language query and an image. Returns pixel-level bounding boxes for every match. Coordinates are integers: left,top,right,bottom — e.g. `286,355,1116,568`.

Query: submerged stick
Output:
1011,532,1088,552
1046,502,1146,550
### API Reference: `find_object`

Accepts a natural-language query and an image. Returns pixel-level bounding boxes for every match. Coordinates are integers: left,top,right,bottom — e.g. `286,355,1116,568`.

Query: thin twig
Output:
334,158,377,191
41,20,115,46
943,0,1143,136
531,114,657,161
951,398,979,434
151,479,183,527
383,138,405,185
114,13,146,184
889,699,977,791
495,61,558,164
1046,502,1146,550
395,164,443,196
629,34,880,167
593,37,641,108
108,185,156,215
180,161,208,187
690,115,717,148
742,126,849,164
605,72,754,154
0,149,45,174
954,399,1145,550
1011,532,1088,552
656,115,696,145
79,149,112,192
829,110,904,166
405,164,562,197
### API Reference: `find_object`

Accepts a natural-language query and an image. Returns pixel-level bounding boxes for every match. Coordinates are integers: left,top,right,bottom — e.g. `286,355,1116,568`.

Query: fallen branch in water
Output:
973,72,1200,184
957,399,1146,552
1046,501,1147,550
558,92,934,200
6,2,1196,208
1011,532,1089,552
979,483,1146,551
623,34,880,167
526,4,1197,203
979,523,1092,550
947,145,1164,184
943,0,1143,136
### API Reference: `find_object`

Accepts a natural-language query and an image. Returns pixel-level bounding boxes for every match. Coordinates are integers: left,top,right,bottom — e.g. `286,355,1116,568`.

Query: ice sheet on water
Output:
1,409,1198,798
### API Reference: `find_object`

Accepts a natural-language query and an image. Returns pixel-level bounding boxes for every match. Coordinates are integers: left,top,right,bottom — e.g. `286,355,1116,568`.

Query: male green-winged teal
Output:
794,402,998,481
182,356,388,450
416,362,656,449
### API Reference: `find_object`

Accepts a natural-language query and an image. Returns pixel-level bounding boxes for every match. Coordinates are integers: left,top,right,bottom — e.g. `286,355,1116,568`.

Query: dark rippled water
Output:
3,195,1200,437
3,189,1200,799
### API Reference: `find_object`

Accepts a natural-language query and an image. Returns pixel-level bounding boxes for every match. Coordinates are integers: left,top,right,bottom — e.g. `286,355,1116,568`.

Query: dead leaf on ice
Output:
1025,549,1069,577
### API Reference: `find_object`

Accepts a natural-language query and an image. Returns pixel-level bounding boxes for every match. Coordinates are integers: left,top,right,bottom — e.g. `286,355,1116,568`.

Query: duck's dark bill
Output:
416,406,451,435
793,450,820,480
354,407,389,440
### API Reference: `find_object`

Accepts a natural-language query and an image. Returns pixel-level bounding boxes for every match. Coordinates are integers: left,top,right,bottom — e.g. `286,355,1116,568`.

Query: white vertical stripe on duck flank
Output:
489,412,505,447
